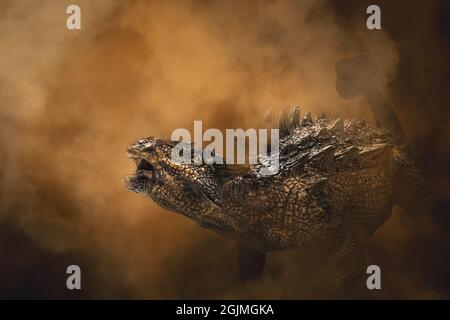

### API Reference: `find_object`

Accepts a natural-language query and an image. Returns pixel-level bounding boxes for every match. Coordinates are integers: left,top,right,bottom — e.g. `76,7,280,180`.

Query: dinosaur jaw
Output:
124,156,156,193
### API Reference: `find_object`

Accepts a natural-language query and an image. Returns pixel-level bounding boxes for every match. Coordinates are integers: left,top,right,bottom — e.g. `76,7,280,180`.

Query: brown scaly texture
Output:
124,106,435,290
124,56,438,291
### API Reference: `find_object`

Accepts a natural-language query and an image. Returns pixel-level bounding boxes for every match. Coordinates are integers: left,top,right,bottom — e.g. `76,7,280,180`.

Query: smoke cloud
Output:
0,0,448,298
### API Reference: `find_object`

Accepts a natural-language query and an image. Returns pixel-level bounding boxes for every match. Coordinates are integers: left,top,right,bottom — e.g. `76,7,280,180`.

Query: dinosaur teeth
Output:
127,153,139,161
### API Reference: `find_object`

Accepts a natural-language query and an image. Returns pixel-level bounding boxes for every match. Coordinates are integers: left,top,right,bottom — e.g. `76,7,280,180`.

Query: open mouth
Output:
136,158,154,172
124,155,156,192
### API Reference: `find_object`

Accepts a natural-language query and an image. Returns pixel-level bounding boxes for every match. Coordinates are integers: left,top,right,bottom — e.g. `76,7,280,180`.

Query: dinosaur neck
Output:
194,200,241,236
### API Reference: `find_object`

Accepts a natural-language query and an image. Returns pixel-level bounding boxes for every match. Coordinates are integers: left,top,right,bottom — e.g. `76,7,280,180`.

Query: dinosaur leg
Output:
315,236,367,296
236,247,266,280
392,151,450,290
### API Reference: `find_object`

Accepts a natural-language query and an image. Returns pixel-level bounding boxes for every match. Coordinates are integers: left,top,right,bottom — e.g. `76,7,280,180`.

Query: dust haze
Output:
0,0,449,298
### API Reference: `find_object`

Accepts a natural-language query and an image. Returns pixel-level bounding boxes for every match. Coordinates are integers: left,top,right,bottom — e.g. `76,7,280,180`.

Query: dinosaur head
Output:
124,137,220,217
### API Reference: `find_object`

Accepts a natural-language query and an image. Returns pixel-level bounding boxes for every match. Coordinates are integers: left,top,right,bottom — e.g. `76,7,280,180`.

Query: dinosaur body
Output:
124,56,436,289
218,114,398,252
124,111,424,288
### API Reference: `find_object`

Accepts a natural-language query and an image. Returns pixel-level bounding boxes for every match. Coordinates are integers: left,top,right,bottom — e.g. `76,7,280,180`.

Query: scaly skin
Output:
124,56,436,291
123,112,416,289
